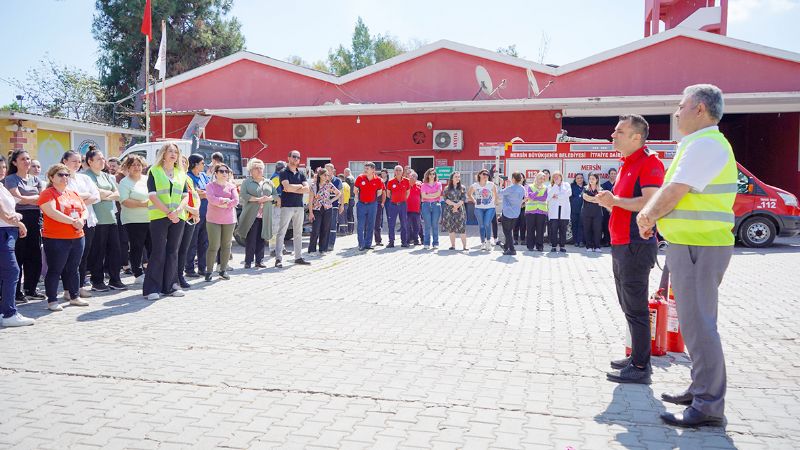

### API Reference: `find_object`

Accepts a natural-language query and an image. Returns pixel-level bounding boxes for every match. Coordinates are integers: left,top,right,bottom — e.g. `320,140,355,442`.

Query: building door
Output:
307,157,331,173
409,156,434,178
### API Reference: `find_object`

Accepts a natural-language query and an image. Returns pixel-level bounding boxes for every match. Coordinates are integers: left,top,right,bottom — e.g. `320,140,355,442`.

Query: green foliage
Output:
0,102,27,113
8,58,106,121
496,45,520,58
92,0,245,107
327,17,407,76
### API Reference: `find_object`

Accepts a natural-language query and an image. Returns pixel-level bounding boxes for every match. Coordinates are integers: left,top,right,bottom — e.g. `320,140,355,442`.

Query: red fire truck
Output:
500,141,800,247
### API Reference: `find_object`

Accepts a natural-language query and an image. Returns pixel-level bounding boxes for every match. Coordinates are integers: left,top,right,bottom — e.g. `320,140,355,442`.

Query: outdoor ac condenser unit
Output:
433,130,463,150
232,123,257,140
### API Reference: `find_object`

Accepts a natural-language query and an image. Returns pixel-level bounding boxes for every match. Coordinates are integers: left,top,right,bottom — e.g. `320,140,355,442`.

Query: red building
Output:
150,1,800,194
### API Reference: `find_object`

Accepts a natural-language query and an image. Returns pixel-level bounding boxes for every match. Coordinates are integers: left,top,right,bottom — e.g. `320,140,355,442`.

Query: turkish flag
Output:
140,0,152,41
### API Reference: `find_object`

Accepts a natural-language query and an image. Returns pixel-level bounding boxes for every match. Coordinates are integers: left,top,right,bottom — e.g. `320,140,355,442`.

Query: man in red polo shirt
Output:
596,114,665,385
385,165,411,248
354,162,384,251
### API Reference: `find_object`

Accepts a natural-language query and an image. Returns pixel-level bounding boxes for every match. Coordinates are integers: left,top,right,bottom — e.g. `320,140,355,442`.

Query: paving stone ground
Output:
1,230,799,450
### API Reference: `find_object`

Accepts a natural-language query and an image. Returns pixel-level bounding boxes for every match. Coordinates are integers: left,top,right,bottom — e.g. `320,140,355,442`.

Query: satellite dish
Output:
526,68,541,98
473,65,494,100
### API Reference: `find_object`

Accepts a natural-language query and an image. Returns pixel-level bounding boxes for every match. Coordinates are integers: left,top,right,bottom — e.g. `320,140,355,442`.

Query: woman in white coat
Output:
547,171,571,253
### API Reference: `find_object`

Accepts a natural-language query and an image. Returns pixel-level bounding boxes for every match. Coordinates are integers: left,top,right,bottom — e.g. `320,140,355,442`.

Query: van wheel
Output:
739,216,776,248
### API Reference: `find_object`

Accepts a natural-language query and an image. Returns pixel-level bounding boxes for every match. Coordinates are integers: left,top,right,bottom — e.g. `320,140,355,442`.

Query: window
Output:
349,161,399,174
455,160,497,184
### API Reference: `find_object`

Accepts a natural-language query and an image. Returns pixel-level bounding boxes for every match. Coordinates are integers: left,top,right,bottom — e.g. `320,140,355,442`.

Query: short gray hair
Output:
247,158,264,172
684,84,724,121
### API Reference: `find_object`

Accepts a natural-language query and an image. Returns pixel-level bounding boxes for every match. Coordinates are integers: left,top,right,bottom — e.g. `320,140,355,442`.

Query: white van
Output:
120,137,243,176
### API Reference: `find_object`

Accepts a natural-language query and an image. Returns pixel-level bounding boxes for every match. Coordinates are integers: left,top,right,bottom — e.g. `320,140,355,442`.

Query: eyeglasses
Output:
289,155,300,159
55,173,70,178
216,170,230,174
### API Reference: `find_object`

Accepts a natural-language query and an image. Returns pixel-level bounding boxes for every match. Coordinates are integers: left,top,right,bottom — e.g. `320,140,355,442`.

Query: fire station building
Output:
150,2,800,195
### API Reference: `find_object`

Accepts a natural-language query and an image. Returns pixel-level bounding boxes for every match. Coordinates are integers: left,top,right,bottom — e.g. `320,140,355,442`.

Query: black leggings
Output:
245,218,267,264
125,223,151,278
582,212,602,249
525,214,547,250
548,219,569,248
175,221,195,284
89,223,122,285
15,209,42,296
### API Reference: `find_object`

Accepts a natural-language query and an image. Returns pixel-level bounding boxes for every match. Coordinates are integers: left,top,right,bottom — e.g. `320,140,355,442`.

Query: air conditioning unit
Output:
232,123,257,140
432,130,463,150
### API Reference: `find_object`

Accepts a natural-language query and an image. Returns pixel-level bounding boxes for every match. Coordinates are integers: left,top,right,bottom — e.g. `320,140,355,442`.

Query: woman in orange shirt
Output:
38,164,88,311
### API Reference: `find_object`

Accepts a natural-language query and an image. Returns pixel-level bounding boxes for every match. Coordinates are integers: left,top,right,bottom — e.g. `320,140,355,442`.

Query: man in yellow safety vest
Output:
637,84,737,428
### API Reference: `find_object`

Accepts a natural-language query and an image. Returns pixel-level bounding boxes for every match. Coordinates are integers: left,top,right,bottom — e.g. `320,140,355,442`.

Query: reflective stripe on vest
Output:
524,186,548,212
657,128,737,246
148,165,188,221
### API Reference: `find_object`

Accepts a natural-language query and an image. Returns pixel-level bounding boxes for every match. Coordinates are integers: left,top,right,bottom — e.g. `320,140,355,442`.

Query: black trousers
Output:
124,223,151,278
116,210,129,267
501,215,517,253
175,221,195,285
491,215,498,240
245,217,266,264
525,214,547,250
601,209,611,246
611,243,658,368
309,208,332,252
90,223,122,286
79,224,95,287
582,211,602,250
513,207,526,241
15,209,42,296
144,218,185,296
548,219,569,248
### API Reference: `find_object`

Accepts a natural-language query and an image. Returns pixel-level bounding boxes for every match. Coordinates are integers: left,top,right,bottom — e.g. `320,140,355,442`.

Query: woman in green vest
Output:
235,158,273,269
143,143,189,301
523,171,548,252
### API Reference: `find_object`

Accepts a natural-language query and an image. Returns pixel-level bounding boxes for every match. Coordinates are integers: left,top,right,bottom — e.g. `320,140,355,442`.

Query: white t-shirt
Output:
668,126,730,193
67,173,101,228
471,182,495,209
0,185,19,227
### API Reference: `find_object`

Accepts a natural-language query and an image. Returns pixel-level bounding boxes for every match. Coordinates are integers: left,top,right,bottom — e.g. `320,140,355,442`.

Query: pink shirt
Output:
205,181,239,225
420,182,442,202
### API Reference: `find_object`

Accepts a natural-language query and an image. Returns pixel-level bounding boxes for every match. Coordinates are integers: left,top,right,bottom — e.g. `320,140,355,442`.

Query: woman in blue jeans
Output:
420,168,442,250
0,171,35,327
467,169,497,251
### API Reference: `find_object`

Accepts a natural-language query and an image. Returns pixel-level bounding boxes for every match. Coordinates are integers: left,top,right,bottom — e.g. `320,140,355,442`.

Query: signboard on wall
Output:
563,159,621,182
37,130,71,171
478,142,506,156
72,132,106,155
506,159,562,182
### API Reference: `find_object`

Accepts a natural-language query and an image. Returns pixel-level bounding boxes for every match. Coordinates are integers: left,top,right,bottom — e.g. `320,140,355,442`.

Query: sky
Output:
1,0,799,105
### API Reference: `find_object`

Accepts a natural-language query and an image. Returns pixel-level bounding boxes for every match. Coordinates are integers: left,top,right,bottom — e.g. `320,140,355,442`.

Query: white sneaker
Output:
2,313,35,327
586,247,593,252
69,298,89,307
170,289,185,297
47,302,63,312
79,288,93,298
172,283,180,291
146,293,160,301
423,245,430,250
133,275,144,285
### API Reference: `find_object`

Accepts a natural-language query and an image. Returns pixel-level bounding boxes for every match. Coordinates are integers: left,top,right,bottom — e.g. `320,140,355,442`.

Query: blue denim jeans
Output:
420,202,442,246
42,237,85,303
385,201,409,245
356,201,378,249
0,227,20,318
474,207,495,242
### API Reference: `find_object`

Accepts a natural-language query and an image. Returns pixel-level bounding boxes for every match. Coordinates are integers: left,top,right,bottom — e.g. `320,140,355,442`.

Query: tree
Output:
496,45,520,58
9,58,107,121
327,17,407,76
0,102,27,113
92,0,245,125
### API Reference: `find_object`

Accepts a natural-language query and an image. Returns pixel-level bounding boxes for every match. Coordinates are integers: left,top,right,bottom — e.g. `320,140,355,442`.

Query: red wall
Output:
154,110,561,169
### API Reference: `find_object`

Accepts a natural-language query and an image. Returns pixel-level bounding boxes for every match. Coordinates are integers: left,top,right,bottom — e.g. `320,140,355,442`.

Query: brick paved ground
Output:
1,231,798,449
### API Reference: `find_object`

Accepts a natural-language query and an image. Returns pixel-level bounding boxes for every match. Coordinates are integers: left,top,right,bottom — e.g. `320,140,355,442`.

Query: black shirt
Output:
581,187,603,217
279,168,307,208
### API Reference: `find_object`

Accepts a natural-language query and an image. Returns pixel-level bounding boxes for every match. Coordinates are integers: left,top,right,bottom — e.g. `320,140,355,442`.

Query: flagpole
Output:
161,20,166,140
145,36,150,143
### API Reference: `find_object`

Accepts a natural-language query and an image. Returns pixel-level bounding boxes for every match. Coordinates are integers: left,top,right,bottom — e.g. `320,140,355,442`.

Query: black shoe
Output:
179,278,191,289
24,290,46,301
502,249,514,255
662,391,694,406
449,246,455,250
91,283,111,292
660,407,723,428
559,247,567,253
610,356,632,370
204,273,213,282
374,242,383,246
108,281,127,290
606,364,652,384
123,268,133,275
358,247,366,251
294,258,311,265
219,271,230,280
282,248,292,255
401,244,409,248
275,260,283,268
550,247,557,252
255,262,267,269
386,243,395,248
15,294,28,304
365,246,374,250
185,271,201,278
244,263,252,269
536,247,544,252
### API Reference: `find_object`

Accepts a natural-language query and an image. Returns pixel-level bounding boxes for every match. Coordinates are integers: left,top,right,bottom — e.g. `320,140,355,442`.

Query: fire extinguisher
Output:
625,291,668,357
666,285,685,353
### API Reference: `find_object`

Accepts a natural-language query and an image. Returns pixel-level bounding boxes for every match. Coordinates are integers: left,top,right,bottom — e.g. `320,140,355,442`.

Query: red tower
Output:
644,0,729,37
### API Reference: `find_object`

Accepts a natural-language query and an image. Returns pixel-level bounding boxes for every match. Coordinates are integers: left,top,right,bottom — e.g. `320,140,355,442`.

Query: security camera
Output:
426,122,432,130
21,127,35,133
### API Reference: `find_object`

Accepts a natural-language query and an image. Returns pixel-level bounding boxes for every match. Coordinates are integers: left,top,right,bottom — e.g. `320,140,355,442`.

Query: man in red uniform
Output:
597,114,665,384
354,163,384,251
406,171,423,245
385,165,411,248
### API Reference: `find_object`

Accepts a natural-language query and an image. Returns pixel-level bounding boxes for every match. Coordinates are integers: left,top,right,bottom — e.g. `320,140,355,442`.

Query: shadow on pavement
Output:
76,293,154,322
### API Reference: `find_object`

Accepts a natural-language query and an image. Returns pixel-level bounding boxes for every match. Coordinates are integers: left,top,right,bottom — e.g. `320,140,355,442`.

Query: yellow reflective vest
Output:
657,128,737,246
148,165,188,221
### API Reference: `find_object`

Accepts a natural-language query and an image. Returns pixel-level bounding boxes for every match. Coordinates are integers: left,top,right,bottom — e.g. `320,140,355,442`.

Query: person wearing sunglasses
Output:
38,164,88,310
204,163,239,281
274,150,311,267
